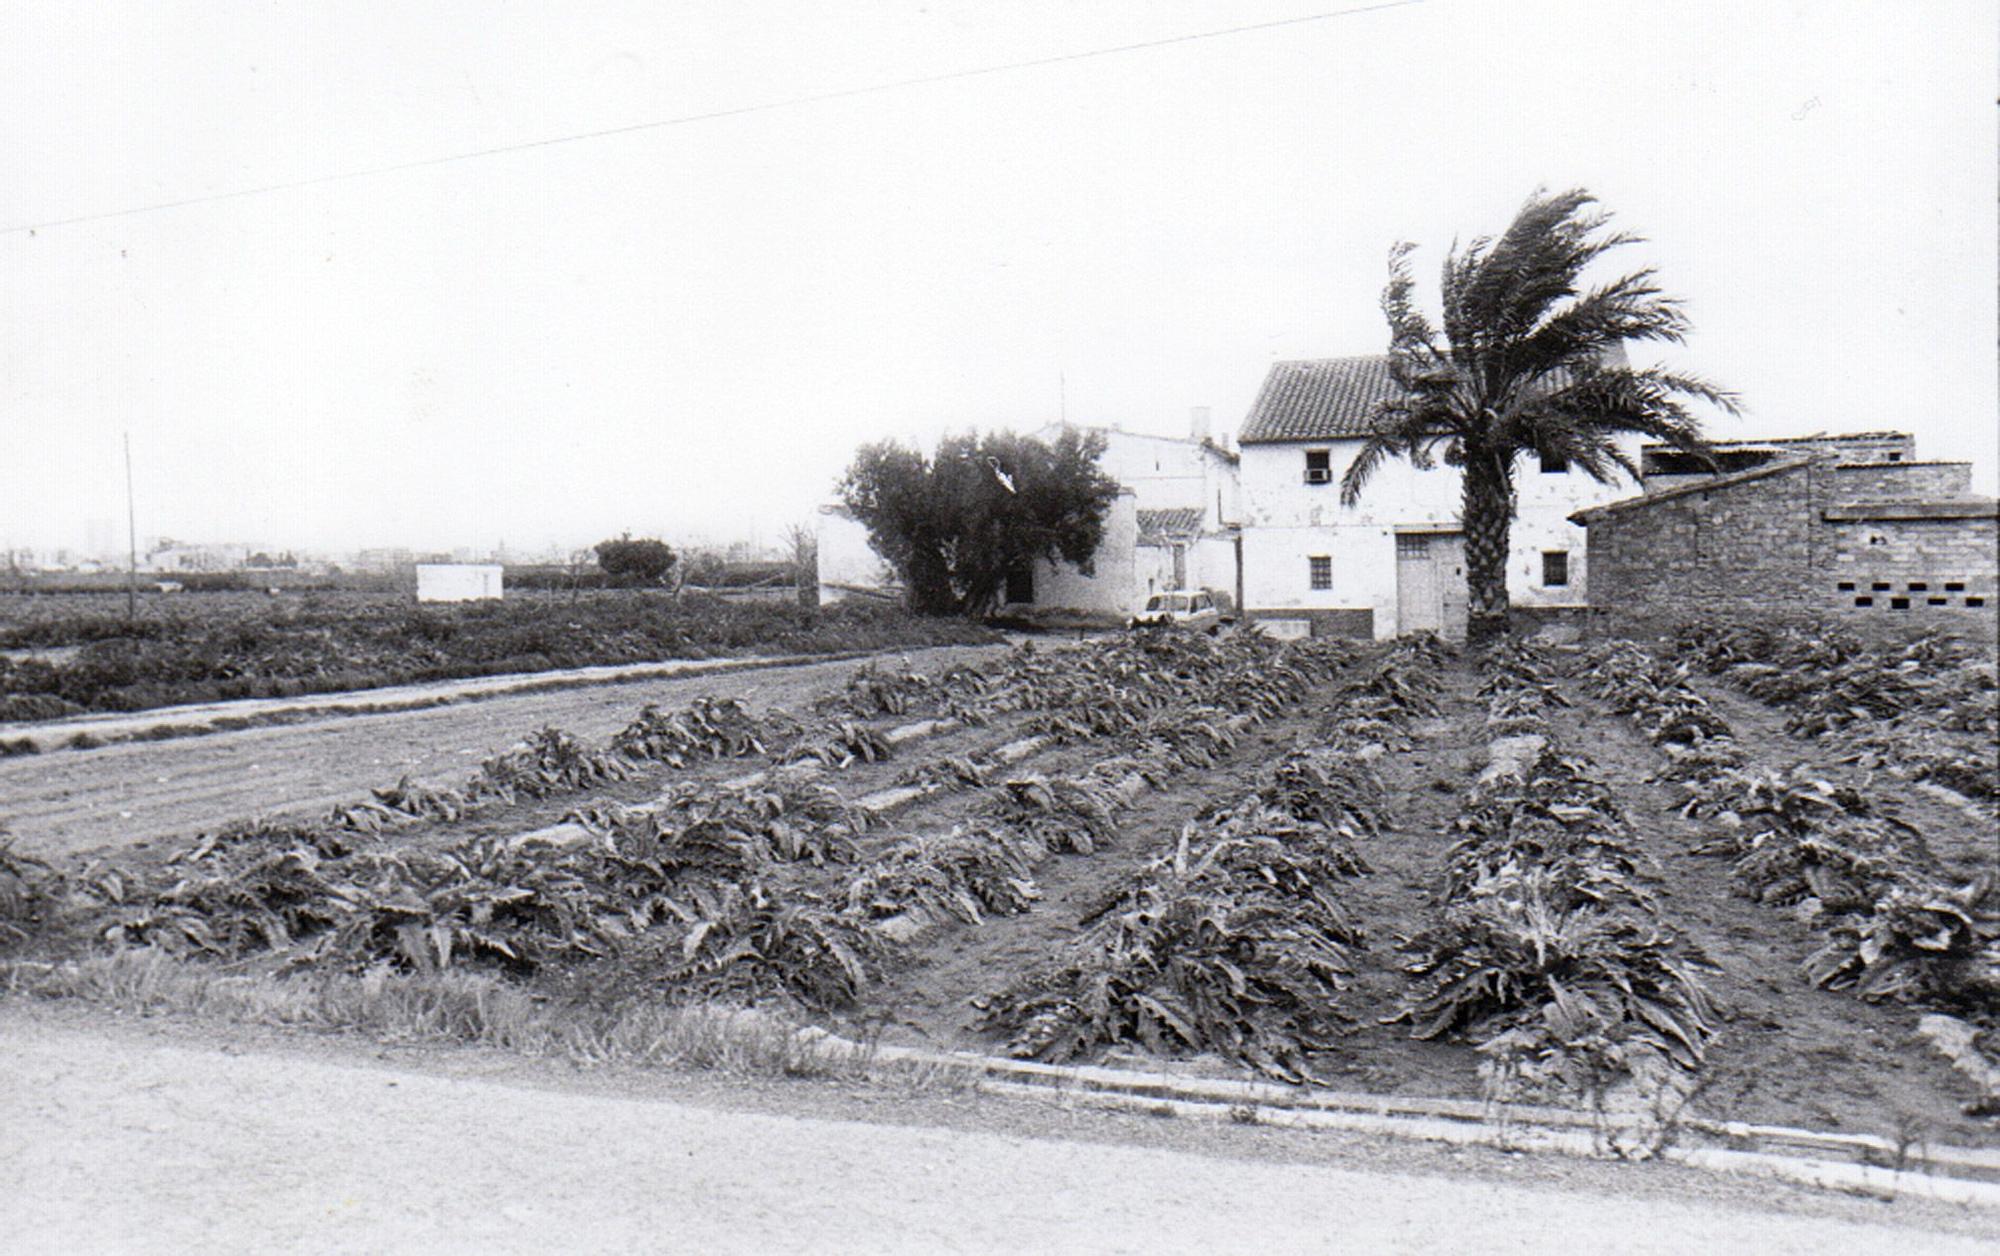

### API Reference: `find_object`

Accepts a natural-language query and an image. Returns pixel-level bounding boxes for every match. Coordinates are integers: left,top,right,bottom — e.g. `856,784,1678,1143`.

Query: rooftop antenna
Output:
123,432,139,621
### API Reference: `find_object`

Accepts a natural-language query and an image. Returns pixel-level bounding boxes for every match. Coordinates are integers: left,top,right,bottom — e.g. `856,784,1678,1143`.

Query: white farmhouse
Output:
817,414,1239,619
1032,415,1241,610
1235,355,1637,640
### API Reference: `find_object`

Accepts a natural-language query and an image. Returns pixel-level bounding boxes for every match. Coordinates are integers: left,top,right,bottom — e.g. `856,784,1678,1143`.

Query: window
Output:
1890,597,1911,610
1946,581,1966,592
1396,534,1428,558
1308,555,1332,590
1304,450,1331,485
1969,597,1988,608
1887,452,1903,462
1871,581,1891,591
1928,597,1949,606
1541,551,1570,588
1539,452,1569,474
1836,581,1856,592
1909,582,1928,592
1854,597,1874,607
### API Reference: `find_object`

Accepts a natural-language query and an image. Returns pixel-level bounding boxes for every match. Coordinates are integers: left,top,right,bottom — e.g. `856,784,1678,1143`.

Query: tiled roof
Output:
1238,356,1401,444
1241,349,1623,445
1136,507,1205,542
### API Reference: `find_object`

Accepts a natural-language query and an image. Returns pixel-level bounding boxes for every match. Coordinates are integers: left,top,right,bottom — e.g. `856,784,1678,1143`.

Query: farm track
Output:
1314,665,1490,1095
0,644,1005,859
1553,662,2000,1144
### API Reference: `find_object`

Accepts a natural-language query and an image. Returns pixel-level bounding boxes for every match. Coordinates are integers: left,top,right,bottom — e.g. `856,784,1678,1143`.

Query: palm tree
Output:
1340,187,1739,643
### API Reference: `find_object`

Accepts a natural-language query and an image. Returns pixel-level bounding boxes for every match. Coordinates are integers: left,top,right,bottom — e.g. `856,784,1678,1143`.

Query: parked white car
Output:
1129,589,1230,633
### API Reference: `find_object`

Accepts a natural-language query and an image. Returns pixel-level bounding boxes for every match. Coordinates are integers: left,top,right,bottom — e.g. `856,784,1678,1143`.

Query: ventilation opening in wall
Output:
1890,597,1911,610
1871,582,1891,591
1836,581,1856,592
1946,581,1965,592
1928,597,1949,606
1854,596,1874,607
1908,581,1928,592
1969,597,1988,608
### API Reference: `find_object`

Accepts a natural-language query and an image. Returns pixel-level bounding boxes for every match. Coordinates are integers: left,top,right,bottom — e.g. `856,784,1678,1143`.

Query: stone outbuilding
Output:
1571,433,1996,626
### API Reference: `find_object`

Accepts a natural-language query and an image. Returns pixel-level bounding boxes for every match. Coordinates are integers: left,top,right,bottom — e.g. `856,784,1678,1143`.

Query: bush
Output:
594,536,677,588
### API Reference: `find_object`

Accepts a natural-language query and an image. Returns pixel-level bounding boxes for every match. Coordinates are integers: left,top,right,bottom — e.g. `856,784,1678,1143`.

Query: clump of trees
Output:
593,534,677,588
839,428,1120,617
1340,186,1737,643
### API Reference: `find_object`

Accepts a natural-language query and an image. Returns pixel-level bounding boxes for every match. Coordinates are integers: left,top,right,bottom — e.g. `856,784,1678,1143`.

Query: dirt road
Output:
0,645,998,859
7,1010,1994,1255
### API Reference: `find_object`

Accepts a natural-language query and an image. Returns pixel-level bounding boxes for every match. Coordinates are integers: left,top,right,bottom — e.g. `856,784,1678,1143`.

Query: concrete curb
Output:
794,1030,2000,1208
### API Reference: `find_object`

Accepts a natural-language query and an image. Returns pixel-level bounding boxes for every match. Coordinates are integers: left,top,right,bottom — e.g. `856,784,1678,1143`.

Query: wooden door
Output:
1396,533,1467,640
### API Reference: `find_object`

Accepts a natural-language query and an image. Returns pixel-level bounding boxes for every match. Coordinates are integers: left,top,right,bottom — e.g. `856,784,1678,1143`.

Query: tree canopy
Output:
1340,186,1739,642
838,427,1121,617
593,534,677,587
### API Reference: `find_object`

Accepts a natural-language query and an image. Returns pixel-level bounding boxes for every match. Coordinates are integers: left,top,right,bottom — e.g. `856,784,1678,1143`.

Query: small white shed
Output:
416,563,503,603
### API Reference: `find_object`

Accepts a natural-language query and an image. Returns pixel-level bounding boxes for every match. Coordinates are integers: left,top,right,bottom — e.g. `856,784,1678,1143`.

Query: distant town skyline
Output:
4,1,1993,556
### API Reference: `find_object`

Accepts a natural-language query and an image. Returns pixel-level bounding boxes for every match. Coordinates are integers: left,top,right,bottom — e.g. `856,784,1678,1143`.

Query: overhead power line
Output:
7,1,1422,236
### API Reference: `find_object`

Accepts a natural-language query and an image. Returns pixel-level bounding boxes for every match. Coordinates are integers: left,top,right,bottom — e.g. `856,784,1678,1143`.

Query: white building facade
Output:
1235,356,1638,640
818,417,1239,619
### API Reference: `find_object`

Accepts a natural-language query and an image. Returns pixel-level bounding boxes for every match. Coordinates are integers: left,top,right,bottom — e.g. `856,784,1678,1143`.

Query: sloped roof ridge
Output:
1570,453,1819,524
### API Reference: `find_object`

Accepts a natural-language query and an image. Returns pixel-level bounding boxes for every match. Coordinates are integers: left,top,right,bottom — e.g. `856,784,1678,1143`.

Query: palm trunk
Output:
1461,450,1514,644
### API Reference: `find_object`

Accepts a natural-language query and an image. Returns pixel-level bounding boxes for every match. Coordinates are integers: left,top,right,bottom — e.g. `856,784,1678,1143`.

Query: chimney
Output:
1189,406,1212,443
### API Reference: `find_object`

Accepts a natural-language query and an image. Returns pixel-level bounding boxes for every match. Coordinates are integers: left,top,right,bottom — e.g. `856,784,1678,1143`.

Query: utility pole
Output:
124,432,138,620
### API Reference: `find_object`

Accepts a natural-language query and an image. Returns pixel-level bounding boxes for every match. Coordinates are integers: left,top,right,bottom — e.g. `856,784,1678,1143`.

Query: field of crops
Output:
3,616,1994,1148
0,590,996,720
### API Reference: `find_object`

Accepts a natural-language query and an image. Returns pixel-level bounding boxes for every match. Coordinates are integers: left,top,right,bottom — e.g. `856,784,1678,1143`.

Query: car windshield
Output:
1143,596,1165,612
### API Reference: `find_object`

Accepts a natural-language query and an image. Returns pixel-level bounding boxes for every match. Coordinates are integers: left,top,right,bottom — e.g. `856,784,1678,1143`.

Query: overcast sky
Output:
3,0,1994,558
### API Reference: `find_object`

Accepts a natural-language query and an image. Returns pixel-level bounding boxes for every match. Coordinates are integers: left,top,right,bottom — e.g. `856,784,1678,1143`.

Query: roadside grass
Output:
1,948,967,1090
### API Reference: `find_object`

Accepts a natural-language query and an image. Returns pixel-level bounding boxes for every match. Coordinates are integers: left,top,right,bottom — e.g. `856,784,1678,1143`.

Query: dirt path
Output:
1320,662,1491,1094
0,645,1000,859
8,1006,1992,1254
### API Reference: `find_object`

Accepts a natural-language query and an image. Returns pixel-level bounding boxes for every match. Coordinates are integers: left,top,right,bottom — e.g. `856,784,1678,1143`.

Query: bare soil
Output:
1543,662,1996,1144
13,637,1998,1149
834,655,2000,1144
0,644,1001,859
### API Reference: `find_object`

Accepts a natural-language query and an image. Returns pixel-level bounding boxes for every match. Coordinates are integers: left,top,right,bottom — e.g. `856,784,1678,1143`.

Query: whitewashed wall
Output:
416,564,503,602
1037,425,1239,529
1237,438,1638,636
1031,491,1138,614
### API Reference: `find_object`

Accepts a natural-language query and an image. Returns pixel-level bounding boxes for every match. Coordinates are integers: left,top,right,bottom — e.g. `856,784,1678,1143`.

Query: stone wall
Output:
1825,512,1997,614
1583,465,1821,617
1583,460,1998,626
1827,462,1972,504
